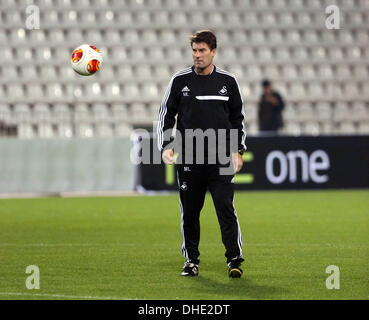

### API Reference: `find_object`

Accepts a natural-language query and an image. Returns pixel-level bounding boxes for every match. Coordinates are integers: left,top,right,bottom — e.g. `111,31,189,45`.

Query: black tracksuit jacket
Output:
157,65,246,163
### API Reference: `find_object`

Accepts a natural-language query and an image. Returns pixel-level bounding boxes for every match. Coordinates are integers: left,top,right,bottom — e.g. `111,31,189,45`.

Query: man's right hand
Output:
162,149,175,164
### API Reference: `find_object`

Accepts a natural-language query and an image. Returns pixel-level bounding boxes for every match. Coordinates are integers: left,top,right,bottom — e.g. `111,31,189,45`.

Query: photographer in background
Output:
258,79,285,135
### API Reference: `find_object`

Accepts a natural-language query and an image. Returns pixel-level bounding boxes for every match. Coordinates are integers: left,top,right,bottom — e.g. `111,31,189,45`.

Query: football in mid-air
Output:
71,44,103,76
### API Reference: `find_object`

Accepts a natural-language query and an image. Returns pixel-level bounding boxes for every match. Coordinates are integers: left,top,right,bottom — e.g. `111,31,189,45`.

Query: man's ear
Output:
211,48,216,57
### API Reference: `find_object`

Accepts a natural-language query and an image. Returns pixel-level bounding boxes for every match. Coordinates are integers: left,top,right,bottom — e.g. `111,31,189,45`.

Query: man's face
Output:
192,42,216,70
263,85,272,95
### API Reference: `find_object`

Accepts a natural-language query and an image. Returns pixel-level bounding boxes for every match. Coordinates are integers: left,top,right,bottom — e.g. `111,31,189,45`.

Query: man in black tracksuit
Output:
157,30,246,278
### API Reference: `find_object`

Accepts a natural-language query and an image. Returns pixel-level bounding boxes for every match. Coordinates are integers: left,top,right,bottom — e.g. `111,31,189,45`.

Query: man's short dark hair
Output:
262,79,271,87
189,30,217,51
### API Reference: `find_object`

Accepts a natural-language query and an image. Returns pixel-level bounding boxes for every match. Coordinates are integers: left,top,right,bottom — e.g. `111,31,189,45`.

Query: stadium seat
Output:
246,65,262,80
124,84,140,99
80,10,97,26
104,29,121,45
245,104,257,122
0,103,12,125
159,29,176,44
13,103,32,123
30,29,47,44
135,11,151,25
285,30,301,44
333,102,350,122
96,123,114,137
153,11,170,26
351,102,369,122
225,12,242,28
129,103,150,124
338,122,357,135
296,12,312,26
289,83,306,99
227,65,244,79
74,103,92,123
208,12,224,27
43,9,60,25
261,12,276,25
99,10,115,25
355,29,368,44
52,103,71,124
250,30,265,44
239,47,255,61
171,12,188,27
293,47,308,61
343,82,360,98
17,123,34,138
267,29,283,44
7,84,24,101
303,121,320,136
275,47,291,61
104,82,122,100
284,122,302,136
142,30,158,44
75,123,94,138
297,102,315,122
114,122,132,137
111,103,129,122
85,29,103,45
40,65,55,80
247,122,258,136
16,47,33,61
3,47,14,63
307,82,324,98
328,47,344,62
263,65,280,80
92,103,111,124
338,29,354,44
37,123,54,138
219,47,237,63
316,102,333,122
317,64,334,79
166,48,182,63
300,65,316,80
62,9,79,26
358,122,369,134
48,29,65,44
303,30,319,44
283,105,297,122
2,65,18,80
46,83,64,101
352,64,367,79
33,103,52,124
311,46,326,60
117,11,134,26
257,48,273,62
141,83,159,100
282,65,298,80
152,65,171,81
346,47,361,60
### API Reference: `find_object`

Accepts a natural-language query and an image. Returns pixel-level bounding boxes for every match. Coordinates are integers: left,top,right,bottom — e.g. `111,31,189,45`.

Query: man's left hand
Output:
232,152,243,174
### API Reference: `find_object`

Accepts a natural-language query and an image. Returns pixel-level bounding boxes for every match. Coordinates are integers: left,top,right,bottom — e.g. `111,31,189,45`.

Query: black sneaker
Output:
181,261,199,277
228,262,243,278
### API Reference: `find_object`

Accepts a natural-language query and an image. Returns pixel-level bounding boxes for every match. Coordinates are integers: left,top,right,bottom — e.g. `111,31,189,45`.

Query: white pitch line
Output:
0,243,137,247
0,292,138,300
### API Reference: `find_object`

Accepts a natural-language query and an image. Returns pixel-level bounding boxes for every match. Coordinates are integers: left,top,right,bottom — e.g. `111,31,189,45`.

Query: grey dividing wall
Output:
0,138,134,194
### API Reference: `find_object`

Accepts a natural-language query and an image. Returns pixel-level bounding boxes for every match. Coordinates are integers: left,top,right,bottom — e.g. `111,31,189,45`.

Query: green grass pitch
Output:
0,190,368,300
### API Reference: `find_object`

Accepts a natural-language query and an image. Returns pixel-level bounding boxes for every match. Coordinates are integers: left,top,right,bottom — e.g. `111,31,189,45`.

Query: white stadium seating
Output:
0,0,368,137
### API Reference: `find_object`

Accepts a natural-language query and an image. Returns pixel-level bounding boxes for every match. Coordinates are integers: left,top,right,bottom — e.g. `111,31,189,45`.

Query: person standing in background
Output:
258,79,285,135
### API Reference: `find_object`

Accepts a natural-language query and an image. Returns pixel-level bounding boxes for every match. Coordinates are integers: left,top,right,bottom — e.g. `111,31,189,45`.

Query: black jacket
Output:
258,91,285,132
157,65,246,163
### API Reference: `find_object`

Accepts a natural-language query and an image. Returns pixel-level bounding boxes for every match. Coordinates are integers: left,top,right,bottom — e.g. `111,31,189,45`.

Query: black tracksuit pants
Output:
176,164,244,265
